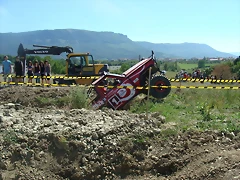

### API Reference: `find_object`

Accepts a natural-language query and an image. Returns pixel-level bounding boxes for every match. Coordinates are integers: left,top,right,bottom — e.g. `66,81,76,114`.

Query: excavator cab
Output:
67,53,94,76
66,53,109,84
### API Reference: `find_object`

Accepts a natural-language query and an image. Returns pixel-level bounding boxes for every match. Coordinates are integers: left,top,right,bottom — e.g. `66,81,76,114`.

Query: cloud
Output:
90,0,122,15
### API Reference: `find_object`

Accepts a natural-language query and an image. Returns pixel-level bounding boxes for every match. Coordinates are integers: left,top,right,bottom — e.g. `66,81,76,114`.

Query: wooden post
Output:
146,67,152,120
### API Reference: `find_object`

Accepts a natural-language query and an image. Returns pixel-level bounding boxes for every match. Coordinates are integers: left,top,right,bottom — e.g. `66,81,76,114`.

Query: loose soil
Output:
0,86,239,180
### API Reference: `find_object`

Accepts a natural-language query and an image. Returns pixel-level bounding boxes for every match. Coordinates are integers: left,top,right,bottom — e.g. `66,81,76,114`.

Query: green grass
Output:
177,62,221,70
165,62,223,78
165,71,177,79
36,87,89,109
177,63,198,70
130,88,240,135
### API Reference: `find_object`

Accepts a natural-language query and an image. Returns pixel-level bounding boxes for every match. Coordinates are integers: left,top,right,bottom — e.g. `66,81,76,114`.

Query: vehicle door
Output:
81,55,95,76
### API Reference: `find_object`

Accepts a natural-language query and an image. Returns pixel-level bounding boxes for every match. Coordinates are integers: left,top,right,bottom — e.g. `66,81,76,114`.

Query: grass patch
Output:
165,71,178,79
69,87,89,108
36,87,89,109
3,130,18,144
177,62,221,70
177,63,198,70
130,88,240,135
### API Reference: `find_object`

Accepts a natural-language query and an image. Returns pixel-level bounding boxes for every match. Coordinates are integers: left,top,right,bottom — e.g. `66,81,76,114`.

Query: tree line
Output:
113,57,240,79
1,54,239,79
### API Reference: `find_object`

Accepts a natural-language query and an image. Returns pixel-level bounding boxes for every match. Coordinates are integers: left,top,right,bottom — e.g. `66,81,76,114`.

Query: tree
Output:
163,63,168,70
0,55,14,64
26,55,42,63
227,56,240,79
120,63,130,73
198,60,206,68
233,56,240,65
237,69,240,79
51,60,66,74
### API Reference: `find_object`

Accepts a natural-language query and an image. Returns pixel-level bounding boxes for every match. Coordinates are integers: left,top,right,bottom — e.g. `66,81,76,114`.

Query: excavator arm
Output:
17,43,74,59
16,43,74,76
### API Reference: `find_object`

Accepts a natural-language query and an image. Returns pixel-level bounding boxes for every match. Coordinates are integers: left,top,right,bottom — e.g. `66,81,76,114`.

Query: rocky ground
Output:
0,86,240,180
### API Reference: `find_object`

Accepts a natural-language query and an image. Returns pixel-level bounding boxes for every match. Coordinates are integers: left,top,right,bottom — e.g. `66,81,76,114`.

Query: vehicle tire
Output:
150,76,171,99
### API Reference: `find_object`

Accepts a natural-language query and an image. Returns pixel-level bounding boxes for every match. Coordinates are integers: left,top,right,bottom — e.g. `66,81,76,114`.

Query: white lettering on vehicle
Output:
92,100,105,109
119,83,135,102
117,89,127,97
34,51,49,54
133,77,139,83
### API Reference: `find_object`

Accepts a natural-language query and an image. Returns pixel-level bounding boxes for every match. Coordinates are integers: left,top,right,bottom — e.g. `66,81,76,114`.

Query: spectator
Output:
27,61,34,83
14,56,23,83
44,60,51,84
40,61,45,84
33,60,41,83
2,55,12,82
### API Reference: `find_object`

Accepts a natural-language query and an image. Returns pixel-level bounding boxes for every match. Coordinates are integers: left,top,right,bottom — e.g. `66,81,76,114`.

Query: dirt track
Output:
0,86,240,180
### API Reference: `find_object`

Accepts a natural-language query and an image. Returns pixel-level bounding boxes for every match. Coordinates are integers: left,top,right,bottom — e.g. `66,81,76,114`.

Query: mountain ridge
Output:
0,29,235,59
135,41,235,59
229,52,240,56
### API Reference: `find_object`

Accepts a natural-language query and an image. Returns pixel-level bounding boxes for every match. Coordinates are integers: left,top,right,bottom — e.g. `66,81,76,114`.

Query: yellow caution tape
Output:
169,78,240,83
2,75,100,79
2,75,239,83
0,82,239,90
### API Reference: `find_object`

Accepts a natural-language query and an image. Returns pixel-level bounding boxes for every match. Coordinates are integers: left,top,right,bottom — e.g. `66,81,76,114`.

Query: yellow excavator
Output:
17,43,109,85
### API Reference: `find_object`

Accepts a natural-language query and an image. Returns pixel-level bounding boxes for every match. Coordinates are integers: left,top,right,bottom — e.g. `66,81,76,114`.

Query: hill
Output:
136,41,235,59
0,29,235,59
229,52,240,56
0,29,167,60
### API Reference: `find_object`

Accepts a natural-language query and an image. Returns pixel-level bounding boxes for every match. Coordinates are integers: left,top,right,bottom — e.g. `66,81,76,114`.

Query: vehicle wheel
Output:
150,76,171,99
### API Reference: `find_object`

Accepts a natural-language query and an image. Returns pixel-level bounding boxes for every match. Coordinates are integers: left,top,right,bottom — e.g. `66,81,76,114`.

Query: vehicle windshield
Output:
69,55,93,67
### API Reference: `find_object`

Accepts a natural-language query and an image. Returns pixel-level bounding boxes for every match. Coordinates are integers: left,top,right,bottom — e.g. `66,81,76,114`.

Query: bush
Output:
69,87,89,109
212,64,233,79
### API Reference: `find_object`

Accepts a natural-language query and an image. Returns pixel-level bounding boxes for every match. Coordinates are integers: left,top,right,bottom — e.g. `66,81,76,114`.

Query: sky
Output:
0,0,239,53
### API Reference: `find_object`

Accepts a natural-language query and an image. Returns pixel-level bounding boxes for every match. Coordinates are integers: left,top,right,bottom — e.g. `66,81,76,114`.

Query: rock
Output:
71,172,83,180
17,135,28,143
150,155,159,161
4,103,16,109
43,120,52,127
225,132,235,140
15,104,22,110
0,160,7,170
3,110,13,117
153,128,161,134
0,171,16,180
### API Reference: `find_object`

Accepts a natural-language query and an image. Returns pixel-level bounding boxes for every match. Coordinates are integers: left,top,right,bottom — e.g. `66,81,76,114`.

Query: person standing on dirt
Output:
40,61,45,84
27,61,34,84
2,55,12,83
44,60,51,84
14,56,23,83
33,60,41,84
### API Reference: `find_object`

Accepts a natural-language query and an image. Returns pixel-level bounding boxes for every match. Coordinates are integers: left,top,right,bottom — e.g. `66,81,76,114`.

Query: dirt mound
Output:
0,102,239,180
0,86,71,107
